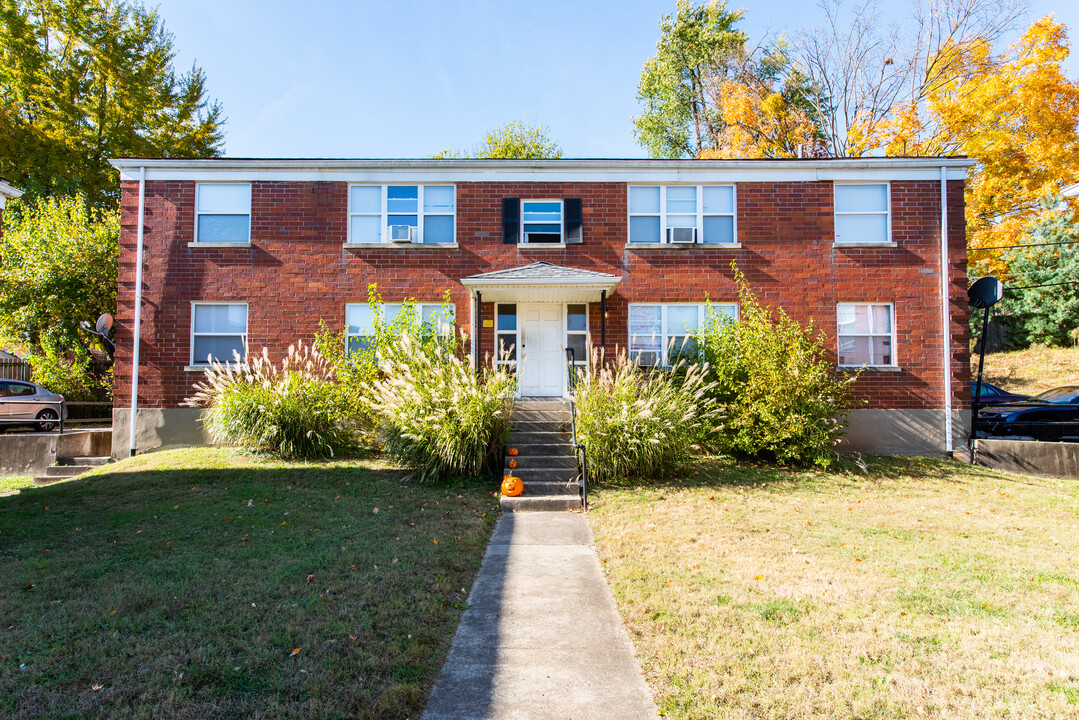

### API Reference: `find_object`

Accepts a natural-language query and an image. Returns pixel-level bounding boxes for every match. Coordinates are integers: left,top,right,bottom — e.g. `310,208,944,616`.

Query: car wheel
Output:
36,408,59,432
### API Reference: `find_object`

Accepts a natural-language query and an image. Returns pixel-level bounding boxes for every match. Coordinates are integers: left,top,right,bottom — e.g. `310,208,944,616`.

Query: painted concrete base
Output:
421,514,658,720
837,409,970,456
1,430,112,476
974,438,1079,480
111,408,209,459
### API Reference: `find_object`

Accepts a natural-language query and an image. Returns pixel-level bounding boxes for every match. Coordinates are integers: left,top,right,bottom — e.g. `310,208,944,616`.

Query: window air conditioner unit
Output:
668,227,697,244
388,225,414,243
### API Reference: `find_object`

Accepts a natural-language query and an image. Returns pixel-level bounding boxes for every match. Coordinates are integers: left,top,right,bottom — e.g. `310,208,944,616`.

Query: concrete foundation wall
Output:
974,438,1079,480
836,409,970,456
1,430,112,476
111,408,209,459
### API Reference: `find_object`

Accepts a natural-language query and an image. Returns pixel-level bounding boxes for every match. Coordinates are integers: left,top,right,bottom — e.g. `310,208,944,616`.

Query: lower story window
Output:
345,301,455,354
496,304,517,371
837,303,894,366
566,304,588,367
628,303,737,366
191,303,248,365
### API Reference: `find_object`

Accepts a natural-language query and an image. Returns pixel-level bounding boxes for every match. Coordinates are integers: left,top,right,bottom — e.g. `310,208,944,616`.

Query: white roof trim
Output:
0,180,23,208
1064,182,1079,198
109,157,975,183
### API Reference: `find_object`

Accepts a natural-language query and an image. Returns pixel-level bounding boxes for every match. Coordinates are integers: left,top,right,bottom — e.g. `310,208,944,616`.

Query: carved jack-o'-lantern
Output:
501,475,523,497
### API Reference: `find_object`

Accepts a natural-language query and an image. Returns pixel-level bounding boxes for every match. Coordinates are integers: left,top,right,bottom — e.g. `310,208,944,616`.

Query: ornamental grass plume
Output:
185,341,360,460
363,331,515,482
572,347,719,484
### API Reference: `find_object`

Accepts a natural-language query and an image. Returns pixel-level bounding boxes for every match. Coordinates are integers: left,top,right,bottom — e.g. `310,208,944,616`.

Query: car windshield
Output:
1031,387,1079,404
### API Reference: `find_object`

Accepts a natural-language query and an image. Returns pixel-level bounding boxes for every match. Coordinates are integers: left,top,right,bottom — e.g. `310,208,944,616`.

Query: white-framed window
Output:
348,185,456,244
566,304,589,368
628,185,736,245
834,183,890,244
195,183,251,244
837,303,895,366
521,200,563,243
495,303,517,371
345,302,455,354
190,302,248,365
628,303,737,366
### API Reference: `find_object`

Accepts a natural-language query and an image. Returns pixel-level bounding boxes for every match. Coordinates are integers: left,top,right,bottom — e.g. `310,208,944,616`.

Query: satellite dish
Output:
968,277,1003,309
95,313,114,336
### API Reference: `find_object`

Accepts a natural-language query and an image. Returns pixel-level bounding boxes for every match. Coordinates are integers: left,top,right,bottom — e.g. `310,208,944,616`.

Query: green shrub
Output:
186,342,359,460
695,270,857,467
25,336,111,401
364,334,515,482
573,349,718,484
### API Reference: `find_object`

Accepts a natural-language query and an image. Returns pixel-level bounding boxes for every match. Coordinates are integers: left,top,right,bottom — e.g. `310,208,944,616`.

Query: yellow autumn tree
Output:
855,16,1079,273
699,79,821,159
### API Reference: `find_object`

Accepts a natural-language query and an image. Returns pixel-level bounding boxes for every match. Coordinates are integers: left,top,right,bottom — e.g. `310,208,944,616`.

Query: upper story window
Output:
345,302,455,354
196,184,251,244
522,200,563,243
502,198,582,245
628,185,736,245
191,302,247,365
628,302,738,366
348,185,456,245
837,303,894,366
834,183,890,244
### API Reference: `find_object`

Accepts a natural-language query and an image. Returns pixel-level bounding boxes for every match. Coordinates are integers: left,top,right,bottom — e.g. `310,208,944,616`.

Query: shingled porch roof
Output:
460,262,621,303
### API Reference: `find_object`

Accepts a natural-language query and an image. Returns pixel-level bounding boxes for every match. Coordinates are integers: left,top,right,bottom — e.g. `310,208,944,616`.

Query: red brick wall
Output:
113,178,969,411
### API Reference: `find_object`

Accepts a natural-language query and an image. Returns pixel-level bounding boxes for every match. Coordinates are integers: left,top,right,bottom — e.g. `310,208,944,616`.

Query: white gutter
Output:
940,166,954,455
128,166,146,457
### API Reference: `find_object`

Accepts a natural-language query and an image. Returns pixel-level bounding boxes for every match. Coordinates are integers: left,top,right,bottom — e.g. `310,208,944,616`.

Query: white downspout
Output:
939,166,953,454
128,166,146,457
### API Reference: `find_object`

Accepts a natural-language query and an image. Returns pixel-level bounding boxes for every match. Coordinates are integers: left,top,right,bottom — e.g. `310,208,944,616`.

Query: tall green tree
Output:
633,0,747,158
0,0,224,206
992,193,1079,348
432,120,562,159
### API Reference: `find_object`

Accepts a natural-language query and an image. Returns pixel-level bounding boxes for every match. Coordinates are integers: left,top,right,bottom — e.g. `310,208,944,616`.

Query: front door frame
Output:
494,301,590,398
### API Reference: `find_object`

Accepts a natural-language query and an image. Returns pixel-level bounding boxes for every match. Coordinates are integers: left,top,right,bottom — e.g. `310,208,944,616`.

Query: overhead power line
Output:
970,240,1079,252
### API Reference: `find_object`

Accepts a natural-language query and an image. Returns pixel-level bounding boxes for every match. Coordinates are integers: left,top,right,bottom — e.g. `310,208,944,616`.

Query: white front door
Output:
519,303,563,396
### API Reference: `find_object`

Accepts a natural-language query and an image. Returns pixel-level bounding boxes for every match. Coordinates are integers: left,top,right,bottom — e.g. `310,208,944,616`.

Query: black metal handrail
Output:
565,348,588,511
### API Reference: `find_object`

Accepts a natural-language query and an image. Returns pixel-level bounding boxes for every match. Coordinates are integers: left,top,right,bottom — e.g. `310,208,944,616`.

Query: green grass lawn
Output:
979,344,1079,396
0,476,34,494
0,447,499,720
589,457,1079,719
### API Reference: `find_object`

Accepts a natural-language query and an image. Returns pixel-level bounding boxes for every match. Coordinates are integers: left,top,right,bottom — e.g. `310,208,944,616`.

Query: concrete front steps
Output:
34,455,111,485
501,398,582,513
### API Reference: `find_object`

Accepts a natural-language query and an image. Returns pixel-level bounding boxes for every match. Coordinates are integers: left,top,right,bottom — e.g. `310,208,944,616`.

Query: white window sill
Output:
626,243,742,249
344,242,459,249
184,365,210,372
837,365,902,372
833,242,897,248
518,243,567,249
188,242,253,248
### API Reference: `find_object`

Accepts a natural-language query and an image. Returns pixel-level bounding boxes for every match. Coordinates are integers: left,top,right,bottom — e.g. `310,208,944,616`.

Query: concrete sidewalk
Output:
422,513,658,720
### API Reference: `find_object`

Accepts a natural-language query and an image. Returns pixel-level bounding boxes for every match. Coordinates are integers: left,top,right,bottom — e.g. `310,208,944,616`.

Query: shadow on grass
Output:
0,460,500,720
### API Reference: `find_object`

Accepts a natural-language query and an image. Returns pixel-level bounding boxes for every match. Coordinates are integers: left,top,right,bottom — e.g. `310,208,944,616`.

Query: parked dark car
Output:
0,380,65,431
977,386,1079,441
971,381,1030,406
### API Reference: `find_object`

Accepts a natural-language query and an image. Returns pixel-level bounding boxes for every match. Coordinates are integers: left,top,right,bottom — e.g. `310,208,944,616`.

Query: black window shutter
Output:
502,198,520,244
564,198,583,244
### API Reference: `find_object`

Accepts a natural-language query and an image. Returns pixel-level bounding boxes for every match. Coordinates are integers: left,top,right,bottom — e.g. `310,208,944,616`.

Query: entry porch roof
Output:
460,261,621,303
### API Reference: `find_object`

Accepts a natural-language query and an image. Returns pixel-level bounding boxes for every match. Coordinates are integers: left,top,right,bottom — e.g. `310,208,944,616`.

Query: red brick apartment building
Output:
109,158,972,457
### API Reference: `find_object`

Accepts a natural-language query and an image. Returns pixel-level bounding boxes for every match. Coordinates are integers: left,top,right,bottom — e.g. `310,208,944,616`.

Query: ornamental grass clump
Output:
695,267,858,468
364,333,515,482
185,341,359,460
573,348,718,484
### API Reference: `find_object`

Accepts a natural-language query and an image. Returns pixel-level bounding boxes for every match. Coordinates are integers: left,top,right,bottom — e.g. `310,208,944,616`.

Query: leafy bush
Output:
573,349,718,484
186,342,359,460
364,334,514,482
695,270,857,467
25,337,111,401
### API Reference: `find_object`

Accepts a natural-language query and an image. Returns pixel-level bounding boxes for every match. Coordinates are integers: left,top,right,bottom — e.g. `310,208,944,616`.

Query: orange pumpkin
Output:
508,459,518,469
501,475,523,497
508,447,519,456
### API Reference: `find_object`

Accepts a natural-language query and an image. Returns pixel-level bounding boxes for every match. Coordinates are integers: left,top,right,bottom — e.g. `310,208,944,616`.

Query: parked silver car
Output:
0,380,65,431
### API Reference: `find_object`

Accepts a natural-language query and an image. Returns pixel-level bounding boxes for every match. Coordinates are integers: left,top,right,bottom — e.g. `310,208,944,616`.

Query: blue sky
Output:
153,0,1078,158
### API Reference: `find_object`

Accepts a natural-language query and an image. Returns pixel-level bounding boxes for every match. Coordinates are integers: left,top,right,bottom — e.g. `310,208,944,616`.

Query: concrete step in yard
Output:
502,400,582,513
33,457,111,485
